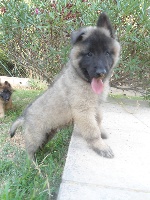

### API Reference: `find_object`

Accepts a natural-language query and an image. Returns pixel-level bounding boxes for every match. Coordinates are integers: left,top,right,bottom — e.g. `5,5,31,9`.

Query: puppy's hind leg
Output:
24,126,45,161
41,129,57,148
25,138,39,161
24,127,58,161
100,127,108,139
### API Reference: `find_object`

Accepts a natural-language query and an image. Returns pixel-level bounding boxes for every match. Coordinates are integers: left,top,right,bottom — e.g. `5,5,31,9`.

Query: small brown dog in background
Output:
0,81,13,118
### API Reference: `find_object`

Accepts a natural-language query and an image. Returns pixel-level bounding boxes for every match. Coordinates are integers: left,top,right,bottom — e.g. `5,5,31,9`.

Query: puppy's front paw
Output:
91,140,114,158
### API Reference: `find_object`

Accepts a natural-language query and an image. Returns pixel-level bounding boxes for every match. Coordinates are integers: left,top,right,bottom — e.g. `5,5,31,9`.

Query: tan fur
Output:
10,64,117,160
0,99,5,118
10,14,120,160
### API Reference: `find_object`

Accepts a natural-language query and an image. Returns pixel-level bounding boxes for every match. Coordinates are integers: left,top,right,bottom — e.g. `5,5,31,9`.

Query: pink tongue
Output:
91,78,104,94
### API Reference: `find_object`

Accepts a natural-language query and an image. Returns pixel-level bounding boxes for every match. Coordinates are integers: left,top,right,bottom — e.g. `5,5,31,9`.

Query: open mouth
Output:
91,77,104,94
91,71,107,95
82,68,106,94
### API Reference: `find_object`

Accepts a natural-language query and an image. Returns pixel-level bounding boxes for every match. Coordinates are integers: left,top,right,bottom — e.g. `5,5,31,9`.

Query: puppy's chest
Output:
71,90,99,110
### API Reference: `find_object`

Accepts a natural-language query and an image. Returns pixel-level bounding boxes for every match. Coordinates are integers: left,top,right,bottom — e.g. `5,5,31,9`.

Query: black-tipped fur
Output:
10,117,24,138
97,12,114,38
71,28,85,45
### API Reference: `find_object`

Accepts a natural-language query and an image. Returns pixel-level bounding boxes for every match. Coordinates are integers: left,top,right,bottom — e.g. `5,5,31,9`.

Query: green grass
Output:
0,89,72,200
109,93,145,101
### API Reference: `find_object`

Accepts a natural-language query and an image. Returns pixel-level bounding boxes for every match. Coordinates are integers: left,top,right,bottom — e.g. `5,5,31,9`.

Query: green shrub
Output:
0,0,149,96
0,49,14,76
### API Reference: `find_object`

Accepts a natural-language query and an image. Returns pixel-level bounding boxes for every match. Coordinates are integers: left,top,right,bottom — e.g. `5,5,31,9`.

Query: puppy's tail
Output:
10,116,24,138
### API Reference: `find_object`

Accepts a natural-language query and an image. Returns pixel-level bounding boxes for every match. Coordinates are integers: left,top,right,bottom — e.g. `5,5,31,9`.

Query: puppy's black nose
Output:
5,96,10,101
96,68,107,77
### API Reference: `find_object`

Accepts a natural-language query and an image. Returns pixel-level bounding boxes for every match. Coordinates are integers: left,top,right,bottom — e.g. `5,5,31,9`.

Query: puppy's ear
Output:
97,12,114,38
4,81,8,84
4,81,11,87
71,28,85,45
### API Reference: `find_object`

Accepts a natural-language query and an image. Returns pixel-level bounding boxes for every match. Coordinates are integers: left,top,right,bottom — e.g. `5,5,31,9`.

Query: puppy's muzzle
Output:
95,68,107,79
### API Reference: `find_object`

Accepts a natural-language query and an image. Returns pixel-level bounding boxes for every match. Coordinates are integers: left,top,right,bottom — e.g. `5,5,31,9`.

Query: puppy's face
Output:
77,29,117,81
0,89,12,102
70,13,120,94
0,81,12,102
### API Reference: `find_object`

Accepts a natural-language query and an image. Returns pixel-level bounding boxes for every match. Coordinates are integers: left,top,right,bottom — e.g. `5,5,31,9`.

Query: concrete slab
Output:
57,100,150,200
58,182,150,200
0,76,29,88
132,108,150,128
101,100,150,132
102,111,149,133
61,130,150,191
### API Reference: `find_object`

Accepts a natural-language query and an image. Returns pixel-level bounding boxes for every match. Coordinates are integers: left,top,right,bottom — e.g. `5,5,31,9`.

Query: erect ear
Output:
97,12,114,38
4,81,11,87
4,81,9,85
71,28,85,45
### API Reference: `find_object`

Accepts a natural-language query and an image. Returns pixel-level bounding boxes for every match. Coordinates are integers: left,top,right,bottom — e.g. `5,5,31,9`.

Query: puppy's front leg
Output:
73,110,114,158
96,108,108,139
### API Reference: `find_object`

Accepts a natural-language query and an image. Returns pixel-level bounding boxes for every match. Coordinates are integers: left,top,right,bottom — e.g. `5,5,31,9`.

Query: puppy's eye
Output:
105,51,110,56
87,52,93,57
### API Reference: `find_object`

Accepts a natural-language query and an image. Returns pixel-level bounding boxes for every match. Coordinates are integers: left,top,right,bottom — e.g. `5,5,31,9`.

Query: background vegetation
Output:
0,1,149,198
0,89,72,199
0,0,149,97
